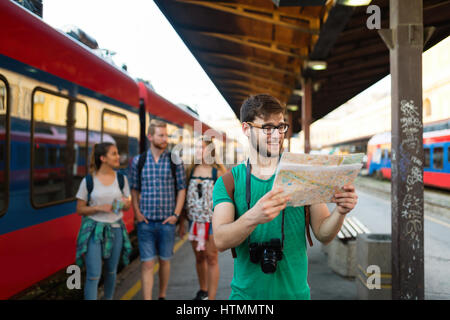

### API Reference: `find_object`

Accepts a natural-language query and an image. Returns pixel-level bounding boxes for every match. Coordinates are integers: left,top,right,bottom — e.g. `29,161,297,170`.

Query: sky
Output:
43,0,238,125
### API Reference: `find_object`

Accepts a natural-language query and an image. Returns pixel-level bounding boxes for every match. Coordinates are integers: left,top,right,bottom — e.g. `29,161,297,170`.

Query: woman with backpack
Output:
179,137,226,300
75,142,132,300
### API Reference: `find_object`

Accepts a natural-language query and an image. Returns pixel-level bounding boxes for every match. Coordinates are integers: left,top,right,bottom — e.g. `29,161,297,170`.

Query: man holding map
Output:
212,93,359,300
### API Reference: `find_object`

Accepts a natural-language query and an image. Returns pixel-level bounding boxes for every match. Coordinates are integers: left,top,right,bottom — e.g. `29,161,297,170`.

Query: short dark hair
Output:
240,94,285,123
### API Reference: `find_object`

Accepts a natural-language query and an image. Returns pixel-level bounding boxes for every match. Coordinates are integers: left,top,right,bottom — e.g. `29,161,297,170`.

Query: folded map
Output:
272,152,364,207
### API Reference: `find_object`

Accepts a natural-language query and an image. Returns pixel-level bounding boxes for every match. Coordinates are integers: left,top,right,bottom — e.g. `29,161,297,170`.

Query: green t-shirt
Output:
212,163,310,300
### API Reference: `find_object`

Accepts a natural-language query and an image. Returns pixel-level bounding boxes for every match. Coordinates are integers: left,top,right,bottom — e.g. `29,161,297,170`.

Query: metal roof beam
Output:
218,79,275,93
206,65,294,90
309,3,354,60
217,79,290,100
217,78,291,95
181,27,306,51
197,52,298,76
193,31,306,59
175,0,320,34
221,87,253,96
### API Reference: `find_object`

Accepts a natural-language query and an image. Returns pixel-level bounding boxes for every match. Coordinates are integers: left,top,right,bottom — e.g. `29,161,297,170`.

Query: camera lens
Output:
248,243,262,264
261,248,277,274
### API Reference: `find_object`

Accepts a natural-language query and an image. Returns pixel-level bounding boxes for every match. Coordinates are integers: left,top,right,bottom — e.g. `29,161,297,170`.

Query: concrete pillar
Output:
378,0,425,300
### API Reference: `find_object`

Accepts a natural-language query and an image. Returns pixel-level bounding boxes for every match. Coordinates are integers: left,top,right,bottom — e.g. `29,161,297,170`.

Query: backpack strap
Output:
212,167,218,183
86,174,94,204
221,170,235,202
221,170,237,258
304,205,313,247
117,172,125,195
137,151,147,192
169,151,178,193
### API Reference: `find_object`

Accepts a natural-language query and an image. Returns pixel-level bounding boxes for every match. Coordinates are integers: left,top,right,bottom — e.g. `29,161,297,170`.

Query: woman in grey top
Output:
75,142,131,300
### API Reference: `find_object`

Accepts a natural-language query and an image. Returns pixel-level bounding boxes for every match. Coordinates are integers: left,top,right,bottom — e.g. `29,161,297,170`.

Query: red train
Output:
0,1,233,299
366,128,450,190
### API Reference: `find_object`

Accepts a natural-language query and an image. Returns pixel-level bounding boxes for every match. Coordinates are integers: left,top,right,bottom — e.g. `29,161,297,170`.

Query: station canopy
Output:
154,0,450,133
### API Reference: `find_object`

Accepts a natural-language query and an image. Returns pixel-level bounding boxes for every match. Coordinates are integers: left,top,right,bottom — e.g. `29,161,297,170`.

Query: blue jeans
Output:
137,220,176,261
84,227,123,300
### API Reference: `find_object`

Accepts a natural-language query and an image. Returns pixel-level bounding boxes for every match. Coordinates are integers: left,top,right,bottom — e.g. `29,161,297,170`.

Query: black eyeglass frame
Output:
246,121,289,135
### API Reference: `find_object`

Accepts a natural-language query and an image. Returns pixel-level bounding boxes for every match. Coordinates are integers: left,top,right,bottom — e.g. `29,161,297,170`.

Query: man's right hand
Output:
135,211,149,224
248,188,290,225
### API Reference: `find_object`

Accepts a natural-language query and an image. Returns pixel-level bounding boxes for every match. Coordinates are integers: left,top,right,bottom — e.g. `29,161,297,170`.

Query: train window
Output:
0,77,9,216
424,148,430,168
34,145,46,168
101,110,128,168
433,147,443,170
31,89,88,207
48,147,58,167
448,147,450,164
58,147,66,165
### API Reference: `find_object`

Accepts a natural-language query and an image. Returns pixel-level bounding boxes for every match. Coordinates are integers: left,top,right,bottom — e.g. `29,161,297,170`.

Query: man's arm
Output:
309,204,345,245
162,188,186,225
131,188,148,223
309,184,358,245
213,188,290,252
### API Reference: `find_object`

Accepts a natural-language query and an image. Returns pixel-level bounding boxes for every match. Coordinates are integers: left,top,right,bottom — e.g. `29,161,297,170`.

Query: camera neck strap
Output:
246,158,285,248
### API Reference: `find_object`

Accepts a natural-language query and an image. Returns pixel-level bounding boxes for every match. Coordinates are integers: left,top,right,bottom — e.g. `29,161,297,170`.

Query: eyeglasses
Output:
246,121,289,135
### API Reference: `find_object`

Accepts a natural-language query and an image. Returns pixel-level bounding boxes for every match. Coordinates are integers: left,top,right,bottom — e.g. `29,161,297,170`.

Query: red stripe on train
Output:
381,168,450,189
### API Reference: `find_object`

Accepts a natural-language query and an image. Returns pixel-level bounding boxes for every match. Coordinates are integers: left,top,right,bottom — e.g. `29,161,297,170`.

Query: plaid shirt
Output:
129,149,186,221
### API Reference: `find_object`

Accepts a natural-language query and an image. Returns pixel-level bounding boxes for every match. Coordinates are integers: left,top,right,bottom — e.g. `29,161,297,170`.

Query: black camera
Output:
248,238,283,274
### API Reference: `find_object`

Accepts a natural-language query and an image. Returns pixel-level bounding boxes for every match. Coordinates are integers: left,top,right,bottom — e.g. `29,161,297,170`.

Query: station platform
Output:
104,181,450,300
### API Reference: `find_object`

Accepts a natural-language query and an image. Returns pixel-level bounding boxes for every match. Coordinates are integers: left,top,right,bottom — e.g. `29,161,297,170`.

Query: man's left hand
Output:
331,184,358,215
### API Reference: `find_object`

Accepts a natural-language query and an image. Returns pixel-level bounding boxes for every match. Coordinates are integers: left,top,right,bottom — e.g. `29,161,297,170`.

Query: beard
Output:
153,141,168,150
250,130,282,158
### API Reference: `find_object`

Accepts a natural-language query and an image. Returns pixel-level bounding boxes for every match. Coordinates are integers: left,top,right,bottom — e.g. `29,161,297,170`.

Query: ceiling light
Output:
336,0,372,6
287,104,299,112
306,60,327,71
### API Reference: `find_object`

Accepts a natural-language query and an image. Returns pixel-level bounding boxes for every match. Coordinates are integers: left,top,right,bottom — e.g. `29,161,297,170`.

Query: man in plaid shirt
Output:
129,120,186,300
